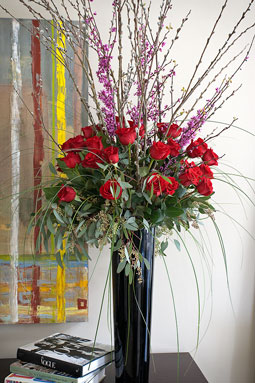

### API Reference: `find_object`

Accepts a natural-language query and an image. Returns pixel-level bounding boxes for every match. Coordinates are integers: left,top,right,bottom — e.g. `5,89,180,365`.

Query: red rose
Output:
157,122,182,138
116,127,137,145
81,125,96,139
197,177,213,196
150,141,171,160
85,136,103,151
202,148,219,166
128,121,145,138
199,164,213,179
61,152,81,168
61,135,86,152
165,177,179,196
167,138,181,157
146,173,178,197
100,180,122,200
186,138,208,158
81,150,103,169
57,185,76,202
179,166,202,187
103,146,119,164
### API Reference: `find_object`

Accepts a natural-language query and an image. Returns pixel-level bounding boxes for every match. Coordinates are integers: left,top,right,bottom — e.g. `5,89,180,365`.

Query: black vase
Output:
112,228,155,383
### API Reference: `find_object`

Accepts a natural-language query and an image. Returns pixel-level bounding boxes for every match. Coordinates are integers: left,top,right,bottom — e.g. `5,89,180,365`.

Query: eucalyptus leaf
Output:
47,216,55,235
139,166,149,177
174,239,181,251
49,162,57,175
117,260,126,273
144,257,150,270
129,268,133,285
125,263,131,276
53,209,65,224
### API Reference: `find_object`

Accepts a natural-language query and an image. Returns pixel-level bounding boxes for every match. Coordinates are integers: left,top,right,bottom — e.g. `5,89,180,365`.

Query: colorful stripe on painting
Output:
9,19,22,323
56,21,66,322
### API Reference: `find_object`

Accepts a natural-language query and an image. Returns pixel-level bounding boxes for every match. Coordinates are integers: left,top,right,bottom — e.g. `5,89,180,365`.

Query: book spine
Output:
10,365,76,383
17,348,83,377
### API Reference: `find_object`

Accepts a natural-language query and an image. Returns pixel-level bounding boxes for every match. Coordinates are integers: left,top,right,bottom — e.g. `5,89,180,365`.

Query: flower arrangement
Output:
3,0,252,283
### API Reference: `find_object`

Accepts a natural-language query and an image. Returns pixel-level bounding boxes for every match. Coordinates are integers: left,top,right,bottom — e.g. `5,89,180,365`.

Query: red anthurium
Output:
116,127,137,145
150,141,171,160
100,180,122,200
57,185,76,202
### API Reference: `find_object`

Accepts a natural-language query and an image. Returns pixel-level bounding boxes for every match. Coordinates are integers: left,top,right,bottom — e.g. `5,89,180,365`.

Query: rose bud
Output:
84,136,104,151
57,185,76,202
116,127,137,145
103,146,119,164
197,177,213,196
82,125,96,139
150,141,171,160
61,152,81,168
202,148,219,166
186,138,208,158
100,180,122,200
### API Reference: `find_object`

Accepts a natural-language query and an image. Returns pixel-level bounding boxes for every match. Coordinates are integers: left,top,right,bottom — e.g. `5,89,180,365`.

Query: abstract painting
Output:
0,18,88,324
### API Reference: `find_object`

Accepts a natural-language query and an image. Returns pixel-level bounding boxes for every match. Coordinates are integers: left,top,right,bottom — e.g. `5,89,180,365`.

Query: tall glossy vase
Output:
112,228,155,383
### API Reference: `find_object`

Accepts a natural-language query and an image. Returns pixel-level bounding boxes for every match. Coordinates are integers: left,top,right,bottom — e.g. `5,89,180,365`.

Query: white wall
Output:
0,1,255,382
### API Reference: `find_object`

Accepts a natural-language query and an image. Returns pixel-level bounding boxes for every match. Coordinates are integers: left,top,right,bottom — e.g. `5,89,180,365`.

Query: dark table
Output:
0,354,208,382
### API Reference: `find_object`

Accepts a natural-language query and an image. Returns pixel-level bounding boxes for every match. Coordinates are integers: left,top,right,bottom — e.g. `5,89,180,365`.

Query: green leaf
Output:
49,162,57,175
125,263,131,277
124,222,139,231
143,192,152,205
65,204,73,217
118,180,133,189
161,240,168,253
143,218,150,230
97,162,109,171
47,216,55,235
43,186,61,201
55,231,63,250
53,209,65,224
144,257,150,270
76,220,85,234
174,239,181,251
165,206,184,218
88,221,96,238
139,166,149,177
151,209,164,224
114,239,122,251
77,240,91,260
117,260,126,273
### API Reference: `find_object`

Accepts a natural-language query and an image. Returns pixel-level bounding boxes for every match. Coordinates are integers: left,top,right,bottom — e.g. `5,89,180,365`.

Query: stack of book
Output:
4,333,114,383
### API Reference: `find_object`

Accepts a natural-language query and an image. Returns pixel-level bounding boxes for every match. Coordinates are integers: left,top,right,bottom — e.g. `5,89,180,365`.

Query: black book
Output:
17,333,114,378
